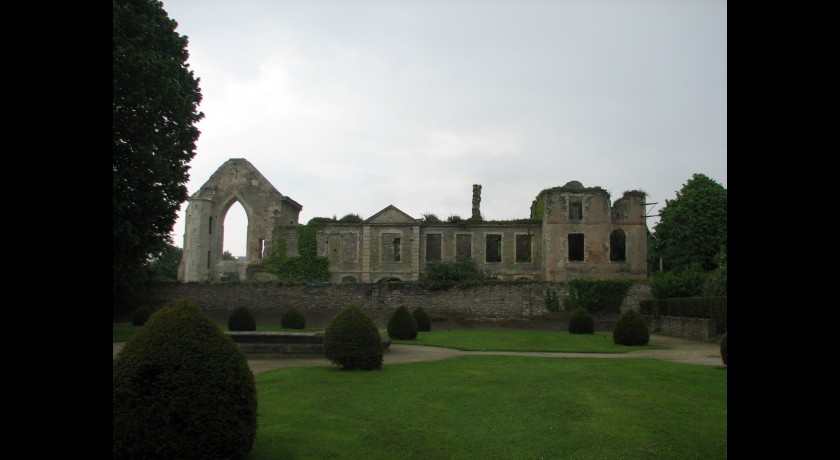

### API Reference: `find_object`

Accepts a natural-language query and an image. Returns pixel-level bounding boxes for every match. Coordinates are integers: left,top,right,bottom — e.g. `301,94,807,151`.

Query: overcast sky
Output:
162,0,726,258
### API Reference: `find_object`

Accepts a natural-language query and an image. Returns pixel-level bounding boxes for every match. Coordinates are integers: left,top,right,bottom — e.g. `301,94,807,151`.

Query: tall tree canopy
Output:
113,0,203,306
650,173,727,273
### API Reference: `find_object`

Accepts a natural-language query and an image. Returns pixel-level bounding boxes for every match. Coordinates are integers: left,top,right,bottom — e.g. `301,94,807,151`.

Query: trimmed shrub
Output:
613,309,650,346
228,306,256,331
387,306,418,340
280,307,306,329
412,307,432,332
323,305,383,370
720,332,727,366
131,305,156,326
113,298,257,460
568,307,595,334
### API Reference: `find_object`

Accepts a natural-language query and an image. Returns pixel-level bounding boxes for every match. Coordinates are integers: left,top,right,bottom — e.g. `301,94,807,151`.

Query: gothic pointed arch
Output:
177,158,302,281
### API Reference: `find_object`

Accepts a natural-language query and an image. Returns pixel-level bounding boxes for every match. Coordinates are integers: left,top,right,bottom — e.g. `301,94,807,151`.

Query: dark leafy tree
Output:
223,250,236,261
145,243,182,281
650,173,727,273
113,0,204,310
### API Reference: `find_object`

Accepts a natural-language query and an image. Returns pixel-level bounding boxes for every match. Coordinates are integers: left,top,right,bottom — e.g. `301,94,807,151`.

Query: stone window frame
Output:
514,232,532,263
425,232,443,263
484,233,503,263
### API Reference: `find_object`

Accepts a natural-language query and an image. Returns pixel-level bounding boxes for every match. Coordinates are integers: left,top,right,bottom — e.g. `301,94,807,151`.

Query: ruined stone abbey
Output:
178,158,649,283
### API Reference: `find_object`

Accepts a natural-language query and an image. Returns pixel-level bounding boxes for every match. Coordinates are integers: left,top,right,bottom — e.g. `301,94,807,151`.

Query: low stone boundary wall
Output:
134,281,652,321
226,331,392,355
644,315,717,341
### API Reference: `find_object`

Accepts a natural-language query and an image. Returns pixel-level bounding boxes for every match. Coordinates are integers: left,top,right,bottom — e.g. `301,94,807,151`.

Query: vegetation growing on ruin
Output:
262,220,330,282
563,279,634,313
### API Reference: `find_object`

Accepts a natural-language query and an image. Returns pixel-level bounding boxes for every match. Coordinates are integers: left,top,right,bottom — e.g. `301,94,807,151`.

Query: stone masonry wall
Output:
644,315,717,341
138,281,653,321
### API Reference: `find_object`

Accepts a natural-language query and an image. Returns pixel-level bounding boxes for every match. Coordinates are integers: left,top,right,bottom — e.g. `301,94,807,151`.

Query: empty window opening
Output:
209,216,213,234
568,233,584,261
516,234,532,262
569,197,583,221
222,201,248,259
486,234,502,263
456,234,472,258
426,234,442,262
259,239,266,259
381,233,402,262
610,229,627,262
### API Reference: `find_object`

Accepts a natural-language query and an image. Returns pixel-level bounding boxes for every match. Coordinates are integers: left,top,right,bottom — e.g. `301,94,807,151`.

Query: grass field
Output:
250,356,727,459
114,323,726,459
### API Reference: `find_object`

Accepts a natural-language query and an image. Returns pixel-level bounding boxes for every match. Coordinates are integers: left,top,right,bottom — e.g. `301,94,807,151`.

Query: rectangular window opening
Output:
209,216,213,234
486,235,502,263
569,198,583,221
393,238,401,262
568,234,584,261
456,234,472,259
516,234,532,262
426,234,442,262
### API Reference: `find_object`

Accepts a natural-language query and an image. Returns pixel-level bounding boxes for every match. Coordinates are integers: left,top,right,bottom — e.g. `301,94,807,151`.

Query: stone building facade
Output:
178,159,648,283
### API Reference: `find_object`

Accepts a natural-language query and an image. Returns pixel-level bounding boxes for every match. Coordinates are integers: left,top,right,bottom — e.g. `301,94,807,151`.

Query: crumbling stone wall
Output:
177,159,302,282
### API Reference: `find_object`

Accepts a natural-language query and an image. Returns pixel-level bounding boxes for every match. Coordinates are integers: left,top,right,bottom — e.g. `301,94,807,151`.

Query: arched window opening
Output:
223,201,248,259
610,229,627,262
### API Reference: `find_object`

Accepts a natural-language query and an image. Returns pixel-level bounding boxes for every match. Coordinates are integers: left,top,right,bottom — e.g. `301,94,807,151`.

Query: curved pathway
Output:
114,334,723,375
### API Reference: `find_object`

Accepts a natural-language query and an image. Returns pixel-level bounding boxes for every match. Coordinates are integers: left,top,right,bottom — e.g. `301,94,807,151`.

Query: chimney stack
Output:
472,184,482,221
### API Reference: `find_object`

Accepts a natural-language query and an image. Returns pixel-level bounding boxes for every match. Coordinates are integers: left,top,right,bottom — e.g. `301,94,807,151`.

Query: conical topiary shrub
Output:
412,307,432,332
612,308,650,346
131,305,157,326
113,298,257,460
720,332,727,366
568,307,595,334
228,306,256,331
280,307,306,329
323,305,383,370
387,306,418,340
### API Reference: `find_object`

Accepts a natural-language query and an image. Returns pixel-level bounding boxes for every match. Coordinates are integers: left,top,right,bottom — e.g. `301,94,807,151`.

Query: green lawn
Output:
115,324,665,354
391,329,665,353
114,323,725,458
250,356,727,459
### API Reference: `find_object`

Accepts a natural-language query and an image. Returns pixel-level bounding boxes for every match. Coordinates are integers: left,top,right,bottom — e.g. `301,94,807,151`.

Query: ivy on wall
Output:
562,279,634,314
262,220,329,282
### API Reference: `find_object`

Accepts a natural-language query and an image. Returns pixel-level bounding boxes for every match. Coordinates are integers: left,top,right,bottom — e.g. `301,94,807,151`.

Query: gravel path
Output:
113,334,722,375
